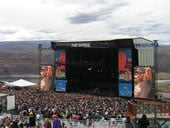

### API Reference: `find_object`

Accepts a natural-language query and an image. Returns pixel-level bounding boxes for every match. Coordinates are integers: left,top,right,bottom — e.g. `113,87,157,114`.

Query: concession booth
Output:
49,37,157,98
0,93,15,112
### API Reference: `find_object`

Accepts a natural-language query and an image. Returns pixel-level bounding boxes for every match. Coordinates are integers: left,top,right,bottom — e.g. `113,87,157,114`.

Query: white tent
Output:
9,79,36,87
0,93,8,97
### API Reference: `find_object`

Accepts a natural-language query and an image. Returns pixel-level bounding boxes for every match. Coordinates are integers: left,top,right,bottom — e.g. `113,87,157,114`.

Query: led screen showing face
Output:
118,48,132,97
134,66,153,98
118,48,132,82
40,65,53,91
55,79,66,92
55,49,66,78
55,49,66,92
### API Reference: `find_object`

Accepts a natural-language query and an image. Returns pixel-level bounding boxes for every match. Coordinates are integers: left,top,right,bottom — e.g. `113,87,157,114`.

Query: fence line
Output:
1,113,170,128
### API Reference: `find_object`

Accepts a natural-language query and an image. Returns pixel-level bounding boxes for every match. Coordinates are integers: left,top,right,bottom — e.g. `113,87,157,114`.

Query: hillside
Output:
0,41,53,77
157,45,170,72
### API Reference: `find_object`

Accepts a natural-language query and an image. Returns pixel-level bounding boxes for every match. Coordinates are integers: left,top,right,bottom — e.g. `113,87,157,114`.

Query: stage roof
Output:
51,37,154,49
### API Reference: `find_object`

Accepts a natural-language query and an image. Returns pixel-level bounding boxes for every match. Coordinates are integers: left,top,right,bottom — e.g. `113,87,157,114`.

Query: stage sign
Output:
40,65,53,91
55,49,66,78
118,48,132,97
55,79,66,92
134,66,153,98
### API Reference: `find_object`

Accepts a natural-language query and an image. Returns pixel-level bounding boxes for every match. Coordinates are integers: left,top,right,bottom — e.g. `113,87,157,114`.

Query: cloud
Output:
69,13,101,24
37,29,56,34
0,29,17,35
68,1,128,24
0,0,170,44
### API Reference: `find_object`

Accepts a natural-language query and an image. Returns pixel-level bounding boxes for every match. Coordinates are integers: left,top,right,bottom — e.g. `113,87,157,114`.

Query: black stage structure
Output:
51,37,157,98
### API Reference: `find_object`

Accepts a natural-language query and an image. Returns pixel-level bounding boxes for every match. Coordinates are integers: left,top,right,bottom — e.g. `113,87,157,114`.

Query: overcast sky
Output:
0,0,170,44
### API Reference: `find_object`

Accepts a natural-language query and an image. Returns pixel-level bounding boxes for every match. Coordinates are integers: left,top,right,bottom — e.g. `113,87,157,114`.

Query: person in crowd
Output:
9,120,18,128
43,118,51,128
0,103,2,113
52,114,62,128
36,112,41,127
36,123,41,128
137,114,149,128
125,116,132,128
18,123,24,128
29,112,36,128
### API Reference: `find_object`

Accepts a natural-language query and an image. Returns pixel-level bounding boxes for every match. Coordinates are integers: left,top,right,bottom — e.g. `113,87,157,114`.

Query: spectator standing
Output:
125,116,132,128
29,112,36,128
137,114,149,128
52,114,62,128
44,118,51,128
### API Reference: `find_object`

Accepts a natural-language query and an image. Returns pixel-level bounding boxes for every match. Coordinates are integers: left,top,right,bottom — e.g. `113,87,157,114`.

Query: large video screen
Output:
55,49,66,78
118,48,132,97
119,83,132,97
55,79,66,92
40,65,53,91
55,49,66,92
134,66,153,98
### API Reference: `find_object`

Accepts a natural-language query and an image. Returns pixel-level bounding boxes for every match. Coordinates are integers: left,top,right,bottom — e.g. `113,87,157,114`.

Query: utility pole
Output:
38,44,42,88
153,40,159,99
153,40,159,128
38,44,42,108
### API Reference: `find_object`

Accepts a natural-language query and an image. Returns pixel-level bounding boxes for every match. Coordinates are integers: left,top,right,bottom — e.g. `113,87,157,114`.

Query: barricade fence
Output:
61,118,126,128
2,114,127,128
1,114,170,128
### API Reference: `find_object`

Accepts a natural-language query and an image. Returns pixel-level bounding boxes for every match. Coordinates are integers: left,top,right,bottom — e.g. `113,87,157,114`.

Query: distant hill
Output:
157,45,170,73
0,40,53,77
0,41,170,78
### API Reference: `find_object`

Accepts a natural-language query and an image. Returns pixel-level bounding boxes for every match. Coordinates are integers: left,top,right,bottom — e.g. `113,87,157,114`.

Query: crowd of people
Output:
1,88,130,127
9,89,128,119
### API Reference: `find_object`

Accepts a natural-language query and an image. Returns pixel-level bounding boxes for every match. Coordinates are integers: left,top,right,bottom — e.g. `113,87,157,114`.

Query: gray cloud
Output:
110,18,170,40
111,25,142,36
68,1,128,24
0,29,17,34
69,13,101,24
142,21,170,35
41,0,111,6
37,29,56,34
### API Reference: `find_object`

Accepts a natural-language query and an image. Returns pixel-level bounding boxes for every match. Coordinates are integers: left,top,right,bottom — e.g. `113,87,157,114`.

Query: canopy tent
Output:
0,93,8,97
9,79,36,87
